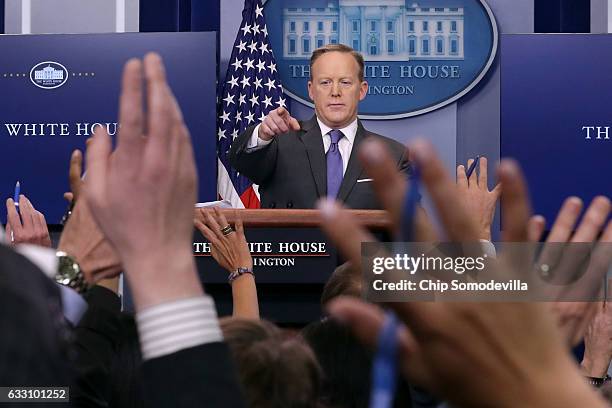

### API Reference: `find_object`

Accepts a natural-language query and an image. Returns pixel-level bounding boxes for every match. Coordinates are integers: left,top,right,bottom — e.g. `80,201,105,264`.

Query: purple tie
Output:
327,129,344,198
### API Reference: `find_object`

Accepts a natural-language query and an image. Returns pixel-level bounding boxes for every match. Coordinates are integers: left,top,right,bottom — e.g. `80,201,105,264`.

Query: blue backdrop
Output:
501,34,612,225
0,32,218,223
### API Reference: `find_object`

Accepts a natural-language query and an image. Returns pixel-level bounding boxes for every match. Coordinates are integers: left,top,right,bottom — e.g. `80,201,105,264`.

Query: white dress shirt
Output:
248,117,359,175
136,295,223,361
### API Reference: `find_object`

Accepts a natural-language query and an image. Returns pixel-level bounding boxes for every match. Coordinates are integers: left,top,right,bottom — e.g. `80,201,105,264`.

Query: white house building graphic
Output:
34,65,64,80
283,1,464,60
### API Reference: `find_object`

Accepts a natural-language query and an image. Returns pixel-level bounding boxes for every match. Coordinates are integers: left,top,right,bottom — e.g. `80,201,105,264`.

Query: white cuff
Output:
136,295,223,361
246,124,272,151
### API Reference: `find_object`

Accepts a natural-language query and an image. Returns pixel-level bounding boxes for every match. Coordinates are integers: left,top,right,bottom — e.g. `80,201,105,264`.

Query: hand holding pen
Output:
6,193,52,247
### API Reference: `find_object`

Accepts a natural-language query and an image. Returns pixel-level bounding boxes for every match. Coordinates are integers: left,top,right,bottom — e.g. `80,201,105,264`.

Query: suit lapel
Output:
337,120,366,202
299,116,326,197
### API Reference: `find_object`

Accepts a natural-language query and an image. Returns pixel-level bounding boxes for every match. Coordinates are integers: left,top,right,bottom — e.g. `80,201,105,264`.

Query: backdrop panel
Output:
501,34,612,224
0,32,217,223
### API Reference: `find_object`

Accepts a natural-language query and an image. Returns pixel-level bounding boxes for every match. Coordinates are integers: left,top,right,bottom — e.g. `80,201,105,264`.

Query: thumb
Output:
276,106,288,117
289,117,301,131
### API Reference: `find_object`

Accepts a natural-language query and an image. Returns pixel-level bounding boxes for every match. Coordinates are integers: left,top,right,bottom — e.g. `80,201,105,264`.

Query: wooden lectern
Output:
193,209,390,324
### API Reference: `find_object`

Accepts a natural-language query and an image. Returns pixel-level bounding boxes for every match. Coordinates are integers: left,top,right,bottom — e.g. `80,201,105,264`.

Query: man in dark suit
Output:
229,44,411,210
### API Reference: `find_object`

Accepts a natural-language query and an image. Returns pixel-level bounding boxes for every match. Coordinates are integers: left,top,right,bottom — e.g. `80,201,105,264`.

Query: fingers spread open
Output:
546,197,583,242
571,196,611,242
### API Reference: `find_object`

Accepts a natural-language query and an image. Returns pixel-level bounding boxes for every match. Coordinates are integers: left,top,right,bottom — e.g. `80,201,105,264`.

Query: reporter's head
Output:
220,318,321,408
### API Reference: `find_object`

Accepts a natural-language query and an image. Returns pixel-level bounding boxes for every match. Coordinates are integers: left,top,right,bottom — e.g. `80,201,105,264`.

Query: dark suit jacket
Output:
72,288,245,408
0,245,73,408
142,343,245,408
0,245,245,408
229,115,411,209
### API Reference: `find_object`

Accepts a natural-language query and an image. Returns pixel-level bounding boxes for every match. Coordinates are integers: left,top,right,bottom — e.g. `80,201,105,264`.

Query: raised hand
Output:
194,208,258,319
195,208,252,273
83,53,202,311
58,148,122,285
318,139,610,408
6,194,51,247
456,156,501,241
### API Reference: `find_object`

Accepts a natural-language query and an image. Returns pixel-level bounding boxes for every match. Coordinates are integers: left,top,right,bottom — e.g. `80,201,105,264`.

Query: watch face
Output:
55,251,87,294
57,253,80,281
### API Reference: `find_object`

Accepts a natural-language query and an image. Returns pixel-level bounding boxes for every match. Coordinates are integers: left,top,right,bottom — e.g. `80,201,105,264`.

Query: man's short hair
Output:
310,43,365,82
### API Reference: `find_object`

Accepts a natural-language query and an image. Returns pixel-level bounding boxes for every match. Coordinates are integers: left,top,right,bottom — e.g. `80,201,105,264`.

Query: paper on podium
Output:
195,200,233,208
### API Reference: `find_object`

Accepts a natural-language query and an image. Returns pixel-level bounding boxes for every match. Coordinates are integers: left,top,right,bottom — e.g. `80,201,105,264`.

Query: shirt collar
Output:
316,116,358,145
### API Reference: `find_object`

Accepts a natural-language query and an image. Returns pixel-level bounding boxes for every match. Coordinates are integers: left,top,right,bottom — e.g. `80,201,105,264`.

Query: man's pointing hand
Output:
258,107,300,141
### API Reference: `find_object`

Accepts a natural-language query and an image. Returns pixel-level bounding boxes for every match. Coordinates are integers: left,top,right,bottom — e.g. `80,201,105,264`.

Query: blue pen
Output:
369,312,400,408
13,181,20,215
465,155,480,179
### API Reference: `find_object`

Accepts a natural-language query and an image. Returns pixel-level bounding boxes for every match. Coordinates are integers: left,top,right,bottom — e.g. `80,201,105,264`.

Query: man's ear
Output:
359,81,368,101
307,80,313,101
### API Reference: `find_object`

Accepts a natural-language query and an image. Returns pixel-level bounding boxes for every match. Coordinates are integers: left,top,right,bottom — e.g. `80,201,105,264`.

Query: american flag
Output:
217,0,285,208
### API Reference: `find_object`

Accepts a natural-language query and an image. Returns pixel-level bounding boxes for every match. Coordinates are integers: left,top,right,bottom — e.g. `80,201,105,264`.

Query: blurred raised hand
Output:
319,139,610,408
83,53,202,311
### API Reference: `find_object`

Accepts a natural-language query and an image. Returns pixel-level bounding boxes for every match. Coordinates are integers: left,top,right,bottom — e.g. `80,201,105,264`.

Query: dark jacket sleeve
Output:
228,124,279,185
71,286,122,408
141,342,246,408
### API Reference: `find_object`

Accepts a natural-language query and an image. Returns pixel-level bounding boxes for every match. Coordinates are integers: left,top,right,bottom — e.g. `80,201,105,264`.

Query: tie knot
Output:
329,129,344,144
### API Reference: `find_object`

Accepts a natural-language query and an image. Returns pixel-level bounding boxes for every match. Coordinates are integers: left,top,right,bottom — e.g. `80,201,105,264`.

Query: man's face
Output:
307,51,368,129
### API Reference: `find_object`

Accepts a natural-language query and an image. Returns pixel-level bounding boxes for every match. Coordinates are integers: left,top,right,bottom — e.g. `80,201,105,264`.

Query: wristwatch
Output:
228,267,254,284
55,251,88,294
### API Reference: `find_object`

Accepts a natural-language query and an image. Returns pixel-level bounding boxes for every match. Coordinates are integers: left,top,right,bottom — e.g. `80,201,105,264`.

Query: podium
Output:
193,209,390,324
